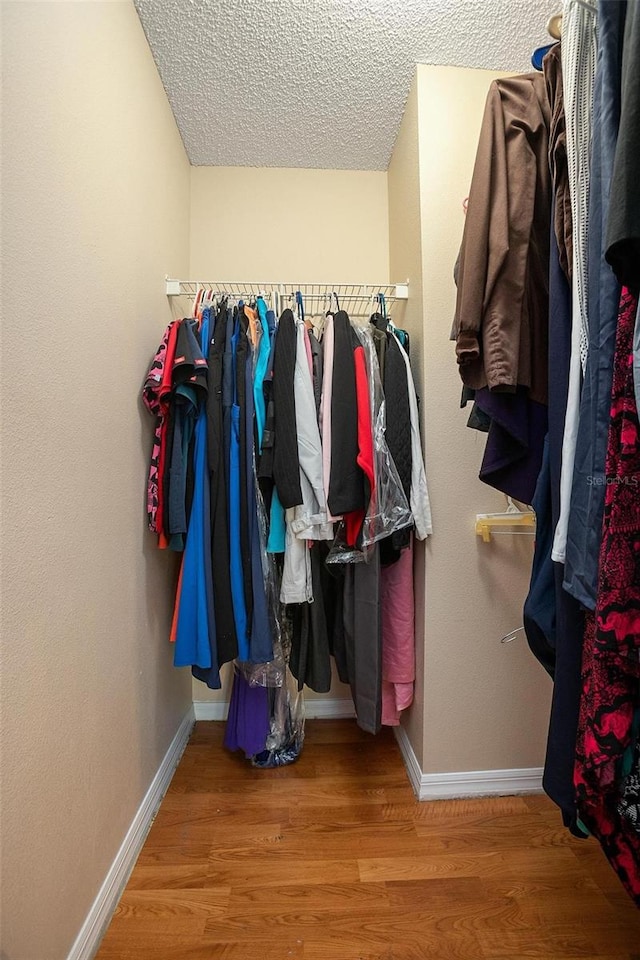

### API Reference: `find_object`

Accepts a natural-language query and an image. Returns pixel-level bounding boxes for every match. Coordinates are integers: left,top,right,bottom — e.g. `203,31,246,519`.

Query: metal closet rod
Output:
165,278,410,300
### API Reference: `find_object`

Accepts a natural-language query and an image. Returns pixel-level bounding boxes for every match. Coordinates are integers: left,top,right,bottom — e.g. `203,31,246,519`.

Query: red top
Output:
344,344,375,547
156,319,181,546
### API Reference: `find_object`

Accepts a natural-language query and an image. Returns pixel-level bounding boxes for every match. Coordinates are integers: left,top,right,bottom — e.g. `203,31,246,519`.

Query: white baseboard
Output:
394,724,543,801
193,705,541,798
67,706,195,960
193,697,355,721
304,698,356,719
393,722,424,796
193,699,228,720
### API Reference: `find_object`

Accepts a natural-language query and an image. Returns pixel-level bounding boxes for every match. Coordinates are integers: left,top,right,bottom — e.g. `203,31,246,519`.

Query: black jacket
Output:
272,309,303,508
328,311,365,516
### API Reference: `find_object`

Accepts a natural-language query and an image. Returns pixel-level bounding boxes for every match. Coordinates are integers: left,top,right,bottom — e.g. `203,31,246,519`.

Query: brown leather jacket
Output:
453,72,551,405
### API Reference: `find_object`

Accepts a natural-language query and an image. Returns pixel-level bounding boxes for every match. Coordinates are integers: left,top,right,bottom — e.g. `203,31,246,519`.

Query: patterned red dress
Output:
574,287,640,905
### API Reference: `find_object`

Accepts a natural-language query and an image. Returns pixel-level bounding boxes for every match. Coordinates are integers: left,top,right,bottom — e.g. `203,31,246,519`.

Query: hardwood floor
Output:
96,720,640,959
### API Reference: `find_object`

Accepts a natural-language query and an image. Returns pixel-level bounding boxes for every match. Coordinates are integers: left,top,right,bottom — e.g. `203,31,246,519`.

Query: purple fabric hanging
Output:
223,669,270,757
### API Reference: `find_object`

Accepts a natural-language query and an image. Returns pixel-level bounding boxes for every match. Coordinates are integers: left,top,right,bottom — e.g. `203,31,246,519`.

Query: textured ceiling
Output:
134,0,560,170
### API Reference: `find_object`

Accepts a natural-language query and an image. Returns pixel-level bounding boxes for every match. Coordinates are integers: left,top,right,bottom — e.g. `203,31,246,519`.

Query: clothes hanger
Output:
199,288,213,326
531,43,555,71
302,290,314,330
532,8,563,72
475,497,536,543
192,286,204,319
284,290,295,314
500,626,525,644
318,290,339,330
368,293,389,331
546,12,562,39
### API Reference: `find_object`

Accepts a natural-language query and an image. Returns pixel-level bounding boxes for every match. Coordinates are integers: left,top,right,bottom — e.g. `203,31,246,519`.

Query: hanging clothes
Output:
618,725,640,835
223,668,270,758
606,0,640,293
545,42,572,283
346,333,375,548
552,0,598,563
308,328,323,417
207,304,238,664
320,313,340,523
540,205,585,836
378,330,412,557
563,1,625,610
142,320,179,537
341,547,383,735
236,310,253,641
328,311,365,518
227,310,249,661
457,15,640,902
253,296,271,448
281,320,332,606
173,310,219,683
381,534,415,726
259,315,287,555
523,438,556,677
243,335,274,665
272,309,302,510
453,71,551,504
394,333,432,540
144,289,431,748
454,73,551,404
288,318,332,542
288,543,333,695
563,288,640,896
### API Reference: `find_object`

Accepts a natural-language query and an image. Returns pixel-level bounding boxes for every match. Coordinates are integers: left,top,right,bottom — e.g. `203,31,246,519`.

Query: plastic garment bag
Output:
234,414,305,765
327,323,412,564
250,572,305,768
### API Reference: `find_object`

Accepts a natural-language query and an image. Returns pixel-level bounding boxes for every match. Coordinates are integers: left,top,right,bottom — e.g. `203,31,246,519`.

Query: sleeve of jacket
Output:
454,81,509,367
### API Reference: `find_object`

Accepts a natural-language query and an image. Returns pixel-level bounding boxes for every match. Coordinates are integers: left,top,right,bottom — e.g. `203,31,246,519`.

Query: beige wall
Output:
190,166,390,281
188,165,390,707
389,64,552,774
1,3,192,958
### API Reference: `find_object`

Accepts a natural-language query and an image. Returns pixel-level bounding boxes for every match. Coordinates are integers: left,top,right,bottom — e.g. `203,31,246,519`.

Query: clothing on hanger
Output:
455,13,640,901
143,289,432,749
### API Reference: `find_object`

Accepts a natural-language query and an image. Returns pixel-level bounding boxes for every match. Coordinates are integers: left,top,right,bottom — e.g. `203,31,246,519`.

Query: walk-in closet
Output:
2,1,640,958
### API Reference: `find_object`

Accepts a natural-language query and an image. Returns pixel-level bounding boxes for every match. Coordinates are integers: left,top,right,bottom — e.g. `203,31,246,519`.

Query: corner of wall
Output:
387,69,426,769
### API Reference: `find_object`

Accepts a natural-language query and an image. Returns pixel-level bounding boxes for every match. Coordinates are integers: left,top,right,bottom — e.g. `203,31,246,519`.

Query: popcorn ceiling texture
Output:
134,0,560,170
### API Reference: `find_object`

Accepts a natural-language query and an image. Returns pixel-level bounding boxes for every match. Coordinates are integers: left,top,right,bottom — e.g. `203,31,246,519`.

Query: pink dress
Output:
380,534,415,725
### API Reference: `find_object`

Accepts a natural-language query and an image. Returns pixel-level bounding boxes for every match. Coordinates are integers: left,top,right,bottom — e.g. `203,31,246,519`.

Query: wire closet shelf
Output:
165,279,409,319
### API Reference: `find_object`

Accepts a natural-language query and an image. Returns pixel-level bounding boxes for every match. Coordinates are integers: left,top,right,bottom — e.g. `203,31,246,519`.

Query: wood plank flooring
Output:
96,720,640,959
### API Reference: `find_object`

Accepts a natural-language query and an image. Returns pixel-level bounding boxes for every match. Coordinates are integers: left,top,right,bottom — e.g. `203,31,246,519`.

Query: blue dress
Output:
175,309,218,676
